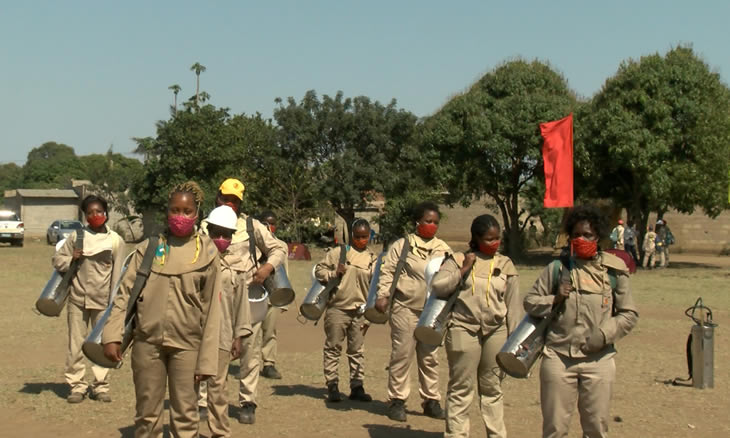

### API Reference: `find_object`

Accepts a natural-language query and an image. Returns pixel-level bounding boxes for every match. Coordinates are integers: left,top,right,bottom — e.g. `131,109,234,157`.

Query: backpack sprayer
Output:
673,297,717,389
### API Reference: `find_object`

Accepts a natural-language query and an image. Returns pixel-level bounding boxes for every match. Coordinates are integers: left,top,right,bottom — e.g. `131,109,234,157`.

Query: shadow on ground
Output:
363,423,442,438
271,384,389,416
18,382,68,399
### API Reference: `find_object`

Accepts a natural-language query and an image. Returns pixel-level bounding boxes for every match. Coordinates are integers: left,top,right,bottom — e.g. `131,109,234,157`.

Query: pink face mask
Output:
213,237,231,253
168,215,197,237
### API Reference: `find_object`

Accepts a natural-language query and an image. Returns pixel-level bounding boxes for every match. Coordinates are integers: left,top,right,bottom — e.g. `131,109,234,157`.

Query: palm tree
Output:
198,91,210,103
190,62,206,106
168,84,181,113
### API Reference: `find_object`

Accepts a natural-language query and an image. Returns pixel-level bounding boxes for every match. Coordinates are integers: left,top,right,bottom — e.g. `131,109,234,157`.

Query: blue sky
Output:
2,1,728,165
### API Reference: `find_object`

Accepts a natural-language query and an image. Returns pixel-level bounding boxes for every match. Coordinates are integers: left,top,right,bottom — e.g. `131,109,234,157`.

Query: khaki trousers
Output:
131,340,199,438
238,320,263,406
323,307,365,387
387,301,440,402
203,350,232,438
261,305,280,367
539,349,615,438
65,301,109,395
641,248,656,268
445,325,507,438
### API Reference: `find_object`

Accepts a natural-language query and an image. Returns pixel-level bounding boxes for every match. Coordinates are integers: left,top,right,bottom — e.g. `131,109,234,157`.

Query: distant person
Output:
314,218,377,403
610,219,625,250
528,220,540,248
52,194,125,404
257,210,286,381
431,214,522,438
524,205,638,438
655,220,667,269
662,220,675,267
375,201,452,422
642,225,657,269
624,221,639,263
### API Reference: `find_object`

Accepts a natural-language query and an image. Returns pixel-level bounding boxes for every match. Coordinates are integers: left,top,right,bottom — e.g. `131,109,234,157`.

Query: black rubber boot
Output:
388,399,407,422
348,385,372,402
422,398,445,419
327,382,343,402
238,402,256,424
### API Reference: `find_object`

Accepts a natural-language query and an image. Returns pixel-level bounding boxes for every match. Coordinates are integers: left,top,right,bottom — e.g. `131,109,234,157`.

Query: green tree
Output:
0,163,23,203
168,84,181,113
80,148,143,215
273,90,419,239
190,62,206,106
132,104,236,215
583,46,730,239
22,142,87,188
424,60,578,257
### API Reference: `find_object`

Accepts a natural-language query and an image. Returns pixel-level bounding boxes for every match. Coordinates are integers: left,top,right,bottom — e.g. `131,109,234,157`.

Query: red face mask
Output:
352,237,368,250
87,214,106,229
416,223,438,239
268,225,277,234
212,237,231,253
168,215,197,237
571,237,598,259
478,240,500,256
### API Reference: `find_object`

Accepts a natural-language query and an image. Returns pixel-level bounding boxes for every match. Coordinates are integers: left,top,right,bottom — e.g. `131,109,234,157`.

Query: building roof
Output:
14,189,79,198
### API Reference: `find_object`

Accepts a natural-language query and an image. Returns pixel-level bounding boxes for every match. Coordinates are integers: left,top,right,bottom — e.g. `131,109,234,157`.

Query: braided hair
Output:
169,181,204,212
352,217,370,232
468,214,500,251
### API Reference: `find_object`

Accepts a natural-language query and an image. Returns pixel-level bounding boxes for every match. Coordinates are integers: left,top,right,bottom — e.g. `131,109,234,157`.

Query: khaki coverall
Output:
102,234,222,438
315,245,377,388
431,253,522,438
376,234,451,403
208,216,286,408
198,252,253,438
524,252,638,438
641,231,656,268
53,226,125,396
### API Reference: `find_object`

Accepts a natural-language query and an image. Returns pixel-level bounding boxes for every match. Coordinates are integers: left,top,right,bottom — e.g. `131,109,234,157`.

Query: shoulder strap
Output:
549,259,563,295
74,229,84,249
338,244,347,266
247,216,258,269
124,236,160,324
388,237,411,298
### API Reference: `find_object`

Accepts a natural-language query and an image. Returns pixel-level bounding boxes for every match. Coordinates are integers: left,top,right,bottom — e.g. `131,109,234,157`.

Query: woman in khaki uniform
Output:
315,218,377,403
212,179,288,425
199,206,253,438
102,182,222,438
374,201,452,422
431,214,522,438
53,194,125,403
524,205,639,438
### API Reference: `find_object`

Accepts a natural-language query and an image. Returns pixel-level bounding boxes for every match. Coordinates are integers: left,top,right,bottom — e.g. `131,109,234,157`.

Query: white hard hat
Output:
207,206,238,231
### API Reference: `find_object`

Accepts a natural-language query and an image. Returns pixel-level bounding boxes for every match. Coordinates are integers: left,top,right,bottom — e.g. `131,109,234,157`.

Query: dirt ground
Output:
1,241,728,437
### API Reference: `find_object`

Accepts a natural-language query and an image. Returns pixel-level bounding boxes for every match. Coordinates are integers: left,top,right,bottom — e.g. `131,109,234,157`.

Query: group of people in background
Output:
51,179,638,438
610,218,675,269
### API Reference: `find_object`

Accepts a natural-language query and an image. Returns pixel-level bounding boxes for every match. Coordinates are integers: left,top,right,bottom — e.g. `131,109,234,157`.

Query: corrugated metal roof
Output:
15,189,79,198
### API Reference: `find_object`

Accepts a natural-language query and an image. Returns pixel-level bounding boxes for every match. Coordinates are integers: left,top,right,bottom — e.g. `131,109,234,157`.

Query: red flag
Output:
540,113,573,208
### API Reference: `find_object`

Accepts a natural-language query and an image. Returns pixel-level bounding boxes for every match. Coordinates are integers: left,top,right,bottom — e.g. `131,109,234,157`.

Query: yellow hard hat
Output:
218,178,245,200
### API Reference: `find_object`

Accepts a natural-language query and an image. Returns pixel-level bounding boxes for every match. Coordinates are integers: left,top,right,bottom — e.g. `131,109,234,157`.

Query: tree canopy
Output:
424,60,578,257
582,46,730,237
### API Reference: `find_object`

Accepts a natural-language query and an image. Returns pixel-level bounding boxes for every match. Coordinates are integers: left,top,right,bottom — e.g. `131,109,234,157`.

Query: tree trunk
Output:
195,74,200,106
173,94,177,114
337,207,355,246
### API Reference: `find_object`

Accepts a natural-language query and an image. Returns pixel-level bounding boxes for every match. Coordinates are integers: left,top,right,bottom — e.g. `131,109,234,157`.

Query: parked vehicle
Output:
0,210,24,247
46,220,83,245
